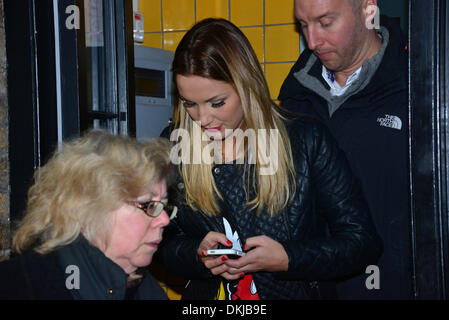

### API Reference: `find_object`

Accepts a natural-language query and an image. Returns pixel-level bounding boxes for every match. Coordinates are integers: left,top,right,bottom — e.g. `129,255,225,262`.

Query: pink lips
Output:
205,126,222,132
146,241,160,249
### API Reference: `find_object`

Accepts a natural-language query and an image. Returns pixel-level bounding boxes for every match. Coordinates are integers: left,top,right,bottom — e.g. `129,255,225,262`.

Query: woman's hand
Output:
222,235,289,278
197,231,238,279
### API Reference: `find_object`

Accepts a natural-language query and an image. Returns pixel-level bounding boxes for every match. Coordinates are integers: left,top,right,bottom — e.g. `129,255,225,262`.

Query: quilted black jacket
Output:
158,116,383,300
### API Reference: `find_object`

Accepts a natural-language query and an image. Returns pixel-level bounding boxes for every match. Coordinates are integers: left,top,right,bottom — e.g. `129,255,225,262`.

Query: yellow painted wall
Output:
141,0,300,300
139,0,300,100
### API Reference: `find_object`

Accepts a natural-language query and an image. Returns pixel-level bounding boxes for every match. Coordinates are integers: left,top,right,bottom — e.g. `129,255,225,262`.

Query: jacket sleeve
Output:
277,121,383,281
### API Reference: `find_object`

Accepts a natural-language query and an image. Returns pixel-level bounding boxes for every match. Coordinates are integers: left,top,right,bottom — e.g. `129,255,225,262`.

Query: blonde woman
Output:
0,130,177,300
159,18,382,300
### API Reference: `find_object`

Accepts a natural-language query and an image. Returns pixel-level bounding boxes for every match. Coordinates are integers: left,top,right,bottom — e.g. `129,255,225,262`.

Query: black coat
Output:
0,236,168,300
159,117,383,300
278,17,410,299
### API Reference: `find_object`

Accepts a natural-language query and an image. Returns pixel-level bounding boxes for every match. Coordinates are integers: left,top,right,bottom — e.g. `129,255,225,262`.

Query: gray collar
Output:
294,26,390,117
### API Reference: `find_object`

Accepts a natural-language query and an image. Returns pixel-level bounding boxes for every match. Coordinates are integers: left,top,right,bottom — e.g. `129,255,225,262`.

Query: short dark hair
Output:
348,0,363,12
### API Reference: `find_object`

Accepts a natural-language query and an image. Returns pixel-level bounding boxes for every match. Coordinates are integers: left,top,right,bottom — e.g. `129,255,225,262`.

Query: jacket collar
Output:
56,235,137,299
294,26,390,116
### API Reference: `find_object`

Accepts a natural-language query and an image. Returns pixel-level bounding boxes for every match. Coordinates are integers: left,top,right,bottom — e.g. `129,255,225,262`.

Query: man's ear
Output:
363,0,380,30
361,0,378,12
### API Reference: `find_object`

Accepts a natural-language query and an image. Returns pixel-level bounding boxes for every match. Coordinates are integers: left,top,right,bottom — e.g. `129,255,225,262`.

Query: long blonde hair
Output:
172,18,296,217
13,130,172,254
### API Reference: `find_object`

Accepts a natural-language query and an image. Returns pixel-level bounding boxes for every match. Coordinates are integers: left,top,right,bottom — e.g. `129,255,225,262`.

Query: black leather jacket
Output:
159,117,383,300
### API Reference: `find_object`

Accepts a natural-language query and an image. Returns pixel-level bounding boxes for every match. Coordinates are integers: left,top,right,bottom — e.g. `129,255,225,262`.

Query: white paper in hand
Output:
223,217,242,251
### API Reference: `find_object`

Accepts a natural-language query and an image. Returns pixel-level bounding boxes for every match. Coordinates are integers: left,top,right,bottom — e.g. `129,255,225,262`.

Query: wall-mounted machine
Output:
134,45,174,140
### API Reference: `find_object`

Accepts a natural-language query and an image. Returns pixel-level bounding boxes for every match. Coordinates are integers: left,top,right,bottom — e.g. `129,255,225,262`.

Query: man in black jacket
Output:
279,0,411,299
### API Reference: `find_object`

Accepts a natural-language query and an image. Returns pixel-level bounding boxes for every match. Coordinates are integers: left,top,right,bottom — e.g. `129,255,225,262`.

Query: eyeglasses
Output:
129,200,178,220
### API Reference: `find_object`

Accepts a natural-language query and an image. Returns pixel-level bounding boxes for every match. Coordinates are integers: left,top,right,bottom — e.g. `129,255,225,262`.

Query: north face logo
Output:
377,115,402,130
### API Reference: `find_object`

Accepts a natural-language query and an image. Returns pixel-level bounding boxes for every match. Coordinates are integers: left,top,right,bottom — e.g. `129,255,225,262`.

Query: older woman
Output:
159,18,382,300
0,130,177,300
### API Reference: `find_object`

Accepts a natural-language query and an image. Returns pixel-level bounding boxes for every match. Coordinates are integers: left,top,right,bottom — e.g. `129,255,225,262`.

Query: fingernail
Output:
202,250,207,257
221,256,227,262
239,273,245,278
243,245,247,250
226,240,232,246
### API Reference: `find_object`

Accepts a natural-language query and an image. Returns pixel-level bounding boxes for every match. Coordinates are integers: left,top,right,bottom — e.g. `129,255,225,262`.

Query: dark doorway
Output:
409,0,449,299
379,0,408,33
4,0,135,224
